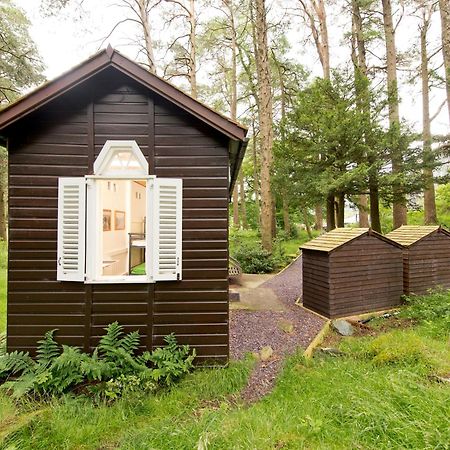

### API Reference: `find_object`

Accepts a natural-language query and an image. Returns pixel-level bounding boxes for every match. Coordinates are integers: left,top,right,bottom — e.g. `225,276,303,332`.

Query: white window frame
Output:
57,140,182,284
85,175,155,284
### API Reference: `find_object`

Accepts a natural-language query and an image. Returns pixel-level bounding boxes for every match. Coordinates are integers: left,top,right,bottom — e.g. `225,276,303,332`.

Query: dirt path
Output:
230,256,325,403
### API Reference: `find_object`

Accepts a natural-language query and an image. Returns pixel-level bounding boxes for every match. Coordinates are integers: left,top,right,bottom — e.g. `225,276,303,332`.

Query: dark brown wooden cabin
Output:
386,225,450,296
0,47,247,365
301,228,403,318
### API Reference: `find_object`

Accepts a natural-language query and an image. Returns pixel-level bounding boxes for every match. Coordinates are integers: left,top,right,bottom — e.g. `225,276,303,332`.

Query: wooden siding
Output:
7,67,230,364
404,231,450,296
329,236,403,318
302,234,403,319
302,251,330,317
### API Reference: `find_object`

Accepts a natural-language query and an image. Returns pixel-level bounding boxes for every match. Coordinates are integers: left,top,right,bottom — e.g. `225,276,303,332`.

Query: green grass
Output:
2,293,449,449
0,241,449,449
2,358,254,449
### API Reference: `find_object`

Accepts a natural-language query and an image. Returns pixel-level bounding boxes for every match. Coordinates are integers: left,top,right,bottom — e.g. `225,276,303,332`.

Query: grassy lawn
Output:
1,287,449,449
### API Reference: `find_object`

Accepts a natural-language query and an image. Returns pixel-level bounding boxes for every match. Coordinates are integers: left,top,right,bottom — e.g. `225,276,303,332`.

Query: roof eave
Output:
0,50,111,131
0,48,248,143
229,138,248,197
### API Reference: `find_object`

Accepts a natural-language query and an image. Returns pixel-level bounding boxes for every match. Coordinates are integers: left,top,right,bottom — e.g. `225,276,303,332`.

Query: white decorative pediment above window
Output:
94,140,148,177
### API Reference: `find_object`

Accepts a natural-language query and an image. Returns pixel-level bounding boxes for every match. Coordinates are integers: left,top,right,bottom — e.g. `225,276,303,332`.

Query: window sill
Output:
85,275,152,284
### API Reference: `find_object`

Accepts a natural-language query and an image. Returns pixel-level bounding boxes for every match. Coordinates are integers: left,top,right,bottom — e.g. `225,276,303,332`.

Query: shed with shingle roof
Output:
386,225,450,295
300,228,404,318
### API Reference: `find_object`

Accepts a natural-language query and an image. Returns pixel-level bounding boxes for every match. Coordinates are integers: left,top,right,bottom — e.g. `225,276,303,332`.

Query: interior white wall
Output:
99,179,147,275
100,179,128,275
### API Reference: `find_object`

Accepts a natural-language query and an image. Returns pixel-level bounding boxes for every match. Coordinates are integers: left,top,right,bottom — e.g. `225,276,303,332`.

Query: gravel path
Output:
230,256,325,403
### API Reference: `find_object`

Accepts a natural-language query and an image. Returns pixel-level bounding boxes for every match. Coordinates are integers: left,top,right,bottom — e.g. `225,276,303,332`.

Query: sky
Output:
14,0,450,136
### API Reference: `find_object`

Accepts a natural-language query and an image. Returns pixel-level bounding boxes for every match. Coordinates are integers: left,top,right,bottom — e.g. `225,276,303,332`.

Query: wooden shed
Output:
386,225,450,296
301,228,404,318
0,47,248,365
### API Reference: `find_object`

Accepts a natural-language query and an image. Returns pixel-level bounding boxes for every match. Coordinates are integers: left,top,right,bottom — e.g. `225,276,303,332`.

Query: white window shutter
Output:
151,178,182,281
57,177,86,281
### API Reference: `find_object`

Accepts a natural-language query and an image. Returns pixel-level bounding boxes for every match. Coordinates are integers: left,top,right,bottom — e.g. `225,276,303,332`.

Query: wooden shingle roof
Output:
386,225,450,247
300,227,398,253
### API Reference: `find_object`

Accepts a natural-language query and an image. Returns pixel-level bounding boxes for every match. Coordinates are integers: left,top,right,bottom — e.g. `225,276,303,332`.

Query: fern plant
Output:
148,334,196,386
0,323,195,399
0,333,6,356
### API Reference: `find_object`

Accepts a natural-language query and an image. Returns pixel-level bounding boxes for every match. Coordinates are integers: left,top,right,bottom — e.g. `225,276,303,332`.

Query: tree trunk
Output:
271,196,277,239
298,1,329,228
232,184,239,228
421,8,437,224
326,194,335,231
188,0,197,97
336,193,345,227
351,0,371,230
439,0,450,124
303,209,313,239
314,204,323,230
226,0,238,122
239,172,248,229
137,0,156,73
381,0,407,229
251,124,260,223
358,195,369,227
369,173,382,233
253,0,274,252
282,191,291,236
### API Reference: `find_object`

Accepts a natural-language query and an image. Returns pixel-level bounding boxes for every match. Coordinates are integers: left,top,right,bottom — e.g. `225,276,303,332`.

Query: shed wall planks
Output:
7,68,230,364
403,231,450,295
302,234,403,318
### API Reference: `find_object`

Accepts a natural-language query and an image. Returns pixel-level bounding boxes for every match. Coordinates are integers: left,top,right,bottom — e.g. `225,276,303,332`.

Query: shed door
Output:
57,177,86,281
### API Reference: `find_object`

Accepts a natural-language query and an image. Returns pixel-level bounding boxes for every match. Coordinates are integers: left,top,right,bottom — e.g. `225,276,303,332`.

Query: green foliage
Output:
0,0,45,106
2,293,450,449
147,334,196,386
401,290,450,339
0,323,195,400
232,242,275,273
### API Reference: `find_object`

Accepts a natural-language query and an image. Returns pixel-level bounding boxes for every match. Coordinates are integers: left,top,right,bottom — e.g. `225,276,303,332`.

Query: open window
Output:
56,140,182,283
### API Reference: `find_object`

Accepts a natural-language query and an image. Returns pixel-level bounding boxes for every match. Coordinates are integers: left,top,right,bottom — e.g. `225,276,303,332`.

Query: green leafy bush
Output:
232,242,275,273
400,290,450,338
0,323,195,399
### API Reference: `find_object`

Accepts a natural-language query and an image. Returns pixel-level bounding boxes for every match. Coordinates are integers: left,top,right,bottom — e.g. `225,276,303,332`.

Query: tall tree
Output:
297,0,330,230
42,0,158,73
381,0,407,228
419,1,437,224
1,0,45,105
350,0,379,230
439,0,450,124
253,0,274,252
0,0,44,240
162,0,198,96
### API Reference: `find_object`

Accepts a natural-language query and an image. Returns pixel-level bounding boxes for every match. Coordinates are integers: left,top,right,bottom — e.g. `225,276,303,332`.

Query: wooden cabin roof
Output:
0,45,248,194
386,225,450,247
301,227,400,253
